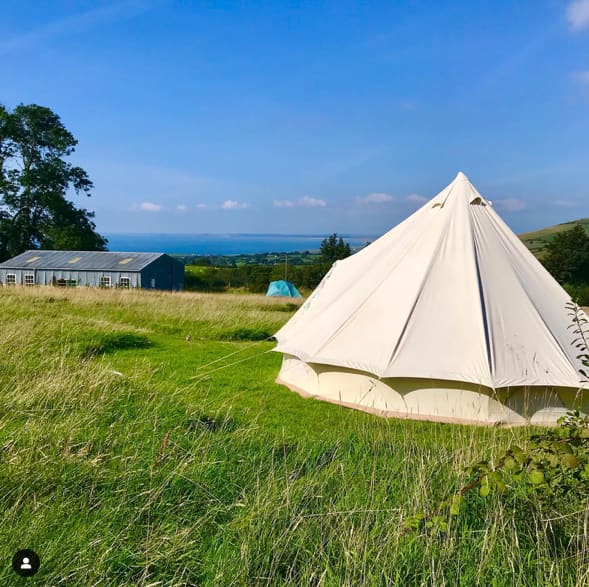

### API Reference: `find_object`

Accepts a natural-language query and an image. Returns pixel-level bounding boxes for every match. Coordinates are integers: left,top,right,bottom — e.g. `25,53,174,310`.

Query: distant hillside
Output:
519,218,589,258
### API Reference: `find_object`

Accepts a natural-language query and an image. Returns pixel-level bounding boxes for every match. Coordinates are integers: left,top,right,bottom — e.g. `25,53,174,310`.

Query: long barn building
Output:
0,250,184,290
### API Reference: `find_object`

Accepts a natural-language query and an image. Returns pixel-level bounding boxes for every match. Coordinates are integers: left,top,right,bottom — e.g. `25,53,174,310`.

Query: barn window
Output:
119,276,131,288
55,278,77,287
24,274,34,286
100,276,112,288
6,274,16,285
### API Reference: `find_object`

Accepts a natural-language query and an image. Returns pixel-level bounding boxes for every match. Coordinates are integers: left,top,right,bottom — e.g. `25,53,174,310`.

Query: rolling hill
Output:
519,217,589,257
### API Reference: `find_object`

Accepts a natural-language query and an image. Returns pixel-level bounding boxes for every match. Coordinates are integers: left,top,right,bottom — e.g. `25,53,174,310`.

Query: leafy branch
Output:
405,303,589,535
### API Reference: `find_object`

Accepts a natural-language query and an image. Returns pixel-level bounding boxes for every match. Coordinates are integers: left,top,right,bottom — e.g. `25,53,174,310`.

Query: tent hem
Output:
275,376,528,427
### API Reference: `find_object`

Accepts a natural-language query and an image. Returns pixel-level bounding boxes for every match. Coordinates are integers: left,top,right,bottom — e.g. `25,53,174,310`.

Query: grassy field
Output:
1,287,588,586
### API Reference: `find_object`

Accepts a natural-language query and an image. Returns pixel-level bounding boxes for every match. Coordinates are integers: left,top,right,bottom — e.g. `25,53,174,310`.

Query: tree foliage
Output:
542,224,589,286
319,233,351,265
0,103,107,260
185,262,329,293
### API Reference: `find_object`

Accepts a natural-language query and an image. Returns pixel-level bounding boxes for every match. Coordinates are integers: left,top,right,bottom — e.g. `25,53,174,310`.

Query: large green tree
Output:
542,223,589,285
319,233,351,265
0,103,106,260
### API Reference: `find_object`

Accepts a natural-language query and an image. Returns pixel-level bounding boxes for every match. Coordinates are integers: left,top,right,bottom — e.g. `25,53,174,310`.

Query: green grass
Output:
0,287,588,585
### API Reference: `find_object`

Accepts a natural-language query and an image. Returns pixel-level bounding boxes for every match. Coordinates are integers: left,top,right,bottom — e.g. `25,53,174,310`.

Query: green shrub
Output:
220,328,272,341
80,332,152,358
564,283,589,306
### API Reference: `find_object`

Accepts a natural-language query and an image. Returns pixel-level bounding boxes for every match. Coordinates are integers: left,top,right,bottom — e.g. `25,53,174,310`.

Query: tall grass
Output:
0,287,586,585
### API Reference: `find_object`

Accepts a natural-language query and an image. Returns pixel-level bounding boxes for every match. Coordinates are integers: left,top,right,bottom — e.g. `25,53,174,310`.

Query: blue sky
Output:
1,0,588,236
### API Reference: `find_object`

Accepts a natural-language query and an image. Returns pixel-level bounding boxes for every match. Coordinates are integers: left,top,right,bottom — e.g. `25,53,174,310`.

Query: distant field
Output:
519,217,589,257
1,287,588,585
177,251,322,267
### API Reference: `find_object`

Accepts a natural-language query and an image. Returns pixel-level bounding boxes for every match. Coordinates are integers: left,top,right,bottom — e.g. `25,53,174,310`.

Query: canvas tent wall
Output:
273,172,588,426
266,280,302,298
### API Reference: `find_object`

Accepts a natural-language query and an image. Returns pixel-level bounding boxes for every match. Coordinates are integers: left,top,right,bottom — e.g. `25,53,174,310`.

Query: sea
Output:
104,233,376,256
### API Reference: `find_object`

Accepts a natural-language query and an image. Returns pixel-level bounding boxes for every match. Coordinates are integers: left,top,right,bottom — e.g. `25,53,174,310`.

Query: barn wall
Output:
0,268,27,285
171,257,185,291
0,268,141,287
140,255,184,291
0,255,183,290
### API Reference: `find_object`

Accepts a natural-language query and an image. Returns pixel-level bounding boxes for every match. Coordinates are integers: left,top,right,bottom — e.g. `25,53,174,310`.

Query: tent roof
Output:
274,172,587,390
266,280,301,297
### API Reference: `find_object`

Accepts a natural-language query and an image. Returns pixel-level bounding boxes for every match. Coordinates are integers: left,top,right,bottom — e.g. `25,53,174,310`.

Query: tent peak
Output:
455,171,469,181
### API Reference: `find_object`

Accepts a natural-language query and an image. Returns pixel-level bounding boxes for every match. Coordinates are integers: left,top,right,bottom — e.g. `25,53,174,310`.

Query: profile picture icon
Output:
12,549,40,577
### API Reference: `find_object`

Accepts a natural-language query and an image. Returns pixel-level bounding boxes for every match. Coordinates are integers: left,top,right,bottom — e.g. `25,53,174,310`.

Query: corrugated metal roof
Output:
0,250,165,271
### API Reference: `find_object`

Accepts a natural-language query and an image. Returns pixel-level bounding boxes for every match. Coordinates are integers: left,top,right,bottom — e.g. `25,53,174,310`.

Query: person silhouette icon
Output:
12,549,40,577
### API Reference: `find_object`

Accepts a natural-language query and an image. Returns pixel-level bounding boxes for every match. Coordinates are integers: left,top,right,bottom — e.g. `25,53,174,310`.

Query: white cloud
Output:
139,202,162,212
195,203,208,209
176,204,188,212
405,193,428,204
399,100,417,111
299,195,327,207
275,196,327,208
566,0,589,30
355,192,427,206
573,69,589,86
221,200,249,210
356,192,394,205
494,199,527,212
555,199,576,207
0,1,159,56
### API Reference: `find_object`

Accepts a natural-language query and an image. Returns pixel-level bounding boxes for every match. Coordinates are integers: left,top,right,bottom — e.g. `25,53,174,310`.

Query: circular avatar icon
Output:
12,549,40,577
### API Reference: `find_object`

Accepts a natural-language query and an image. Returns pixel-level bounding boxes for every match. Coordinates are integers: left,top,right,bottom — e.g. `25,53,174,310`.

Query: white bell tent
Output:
273,172,588,425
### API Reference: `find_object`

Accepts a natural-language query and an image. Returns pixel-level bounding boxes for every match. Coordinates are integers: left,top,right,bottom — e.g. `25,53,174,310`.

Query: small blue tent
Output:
266,280,302,298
